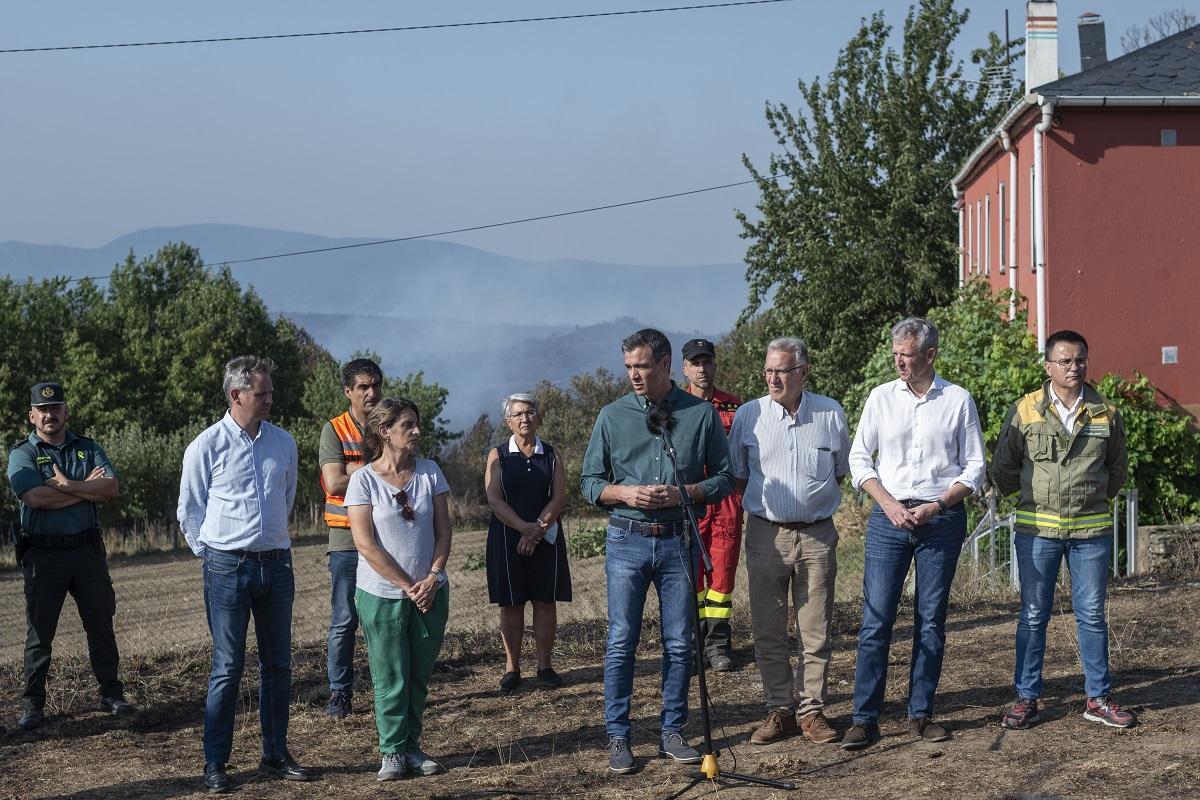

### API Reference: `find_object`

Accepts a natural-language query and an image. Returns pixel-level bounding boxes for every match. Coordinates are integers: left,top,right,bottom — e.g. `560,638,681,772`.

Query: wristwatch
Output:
935,498,948,512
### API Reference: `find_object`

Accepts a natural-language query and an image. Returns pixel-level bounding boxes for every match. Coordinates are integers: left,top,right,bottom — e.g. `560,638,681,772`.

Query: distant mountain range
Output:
1,225,748,427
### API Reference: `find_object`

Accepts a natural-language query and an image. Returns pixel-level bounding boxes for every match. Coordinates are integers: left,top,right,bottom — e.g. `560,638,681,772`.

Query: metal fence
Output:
8,494,1099,664
965,489,1140,586
0,514,878,663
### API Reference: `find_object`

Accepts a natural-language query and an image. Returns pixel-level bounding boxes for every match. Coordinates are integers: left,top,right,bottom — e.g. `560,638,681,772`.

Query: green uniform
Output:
7,430,117,535
6,429,125,707
992,382,1128,539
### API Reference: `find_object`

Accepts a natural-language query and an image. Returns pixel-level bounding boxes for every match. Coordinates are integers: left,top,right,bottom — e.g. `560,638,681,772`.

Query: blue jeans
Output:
852,504,966,725
604,524,696,740
327,550,359,694
1013,533,1111,700
202,548,295,765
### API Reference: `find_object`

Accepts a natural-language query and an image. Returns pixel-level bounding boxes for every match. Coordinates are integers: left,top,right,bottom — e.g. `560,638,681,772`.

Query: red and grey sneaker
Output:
1083,697,1137,728
1001,698,1040,730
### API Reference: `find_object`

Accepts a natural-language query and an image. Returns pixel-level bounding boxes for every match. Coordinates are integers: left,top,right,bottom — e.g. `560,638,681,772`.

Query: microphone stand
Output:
656,421,795,798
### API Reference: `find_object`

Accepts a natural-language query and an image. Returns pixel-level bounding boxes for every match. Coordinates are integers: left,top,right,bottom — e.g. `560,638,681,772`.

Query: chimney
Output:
1025,0,1059,92
1078,12,1108,70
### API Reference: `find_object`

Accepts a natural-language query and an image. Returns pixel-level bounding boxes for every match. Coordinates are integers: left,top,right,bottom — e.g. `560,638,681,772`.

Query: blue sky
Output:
1,1,1186,265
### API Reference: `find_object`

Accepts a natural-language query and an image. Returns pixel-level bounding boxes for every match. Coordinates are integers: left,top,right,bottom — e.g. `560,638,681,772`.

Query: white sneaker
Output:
377,752,404,781
404,748,443,776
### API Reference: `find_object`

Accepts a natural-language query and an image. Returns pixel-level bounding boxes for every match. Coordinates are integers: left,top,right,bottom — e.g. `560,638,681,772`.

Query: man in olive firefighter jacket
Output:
991,330,1135,731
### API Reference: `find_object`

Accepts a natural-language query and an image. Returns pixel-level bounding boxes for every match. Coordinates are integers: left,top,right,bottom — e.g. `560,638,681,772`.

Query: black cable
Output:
0,0,797,55
55,174,780,284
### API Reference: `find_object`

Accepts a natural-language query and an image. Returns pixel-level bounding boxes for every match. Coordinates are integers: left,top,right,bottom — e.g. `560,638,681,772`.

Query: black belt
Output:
899,498,937,509
29,528,99,550
206,546,290,561
608,515,687,537
751,514,830,531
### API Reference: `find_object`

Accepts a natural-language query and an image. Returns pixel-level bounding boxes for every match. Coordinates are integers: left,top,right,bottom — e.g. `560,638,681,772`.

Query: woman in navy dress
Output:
485,393,571,694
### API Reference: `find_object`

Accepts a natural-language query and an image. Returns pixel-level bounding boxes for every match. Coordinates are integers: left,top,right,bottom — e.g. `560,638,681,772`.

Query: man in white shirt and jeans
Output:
728,337,850,746
178,356,315,792
843,318,986,750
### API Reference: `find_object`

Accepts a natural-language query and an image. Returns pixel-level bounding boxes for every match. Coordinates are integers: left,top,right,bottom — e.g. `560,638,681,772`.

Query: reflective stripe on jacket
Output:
992,382,1128,540
322,411,364,528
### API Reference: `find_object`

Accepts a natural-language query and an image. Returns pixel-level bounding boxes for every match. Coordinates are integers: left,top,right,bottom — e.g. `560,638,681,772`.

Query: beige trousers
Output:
745,514,838,714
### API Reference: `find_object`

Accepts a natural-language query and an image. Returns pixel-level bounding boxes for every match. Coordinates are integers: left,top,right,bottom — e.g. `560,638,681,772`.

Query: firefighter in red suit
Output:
681,338,743,672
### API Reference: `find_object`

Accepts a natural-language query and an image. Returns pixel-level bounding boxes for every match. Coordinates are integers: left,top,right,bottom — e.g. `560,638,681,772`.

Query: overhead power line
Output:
56,174,779,284
0,0,797,55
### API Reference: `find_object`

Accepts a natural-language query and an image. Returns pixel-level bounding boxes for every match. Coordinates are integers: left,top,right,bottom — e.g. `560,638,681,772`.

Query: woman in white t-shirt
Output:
343,397,452,782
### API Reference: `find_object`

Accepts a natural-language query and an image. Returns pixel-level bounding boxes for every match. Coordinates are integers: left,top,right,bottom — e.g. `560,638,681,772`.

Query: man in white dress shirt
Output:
178,356,315,792
728,337,850,746
842,319,986,750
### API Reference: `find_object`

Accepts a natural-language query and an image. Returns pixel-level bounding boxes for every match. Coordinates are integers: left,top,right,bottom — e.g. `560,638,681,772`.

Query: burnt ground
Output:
2,575,1198,800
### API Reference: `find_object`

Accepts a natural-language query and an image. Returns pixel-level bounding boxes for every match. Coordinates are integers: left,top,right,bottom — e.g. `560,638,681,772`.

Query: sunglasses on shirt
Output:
392,489,415,521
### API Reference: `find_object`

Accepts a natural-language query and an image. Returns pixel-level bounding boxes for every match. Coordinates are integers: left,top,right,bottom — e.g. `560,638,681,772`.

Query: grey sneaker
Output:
658,731,702,764
404,748,443,776
377,753,404,781
608,737,635,774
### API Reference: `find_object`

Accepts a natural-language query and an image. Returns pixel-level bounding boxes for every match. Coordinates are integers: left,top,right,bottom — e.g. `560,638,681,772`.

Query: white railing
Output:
965,487,1139,587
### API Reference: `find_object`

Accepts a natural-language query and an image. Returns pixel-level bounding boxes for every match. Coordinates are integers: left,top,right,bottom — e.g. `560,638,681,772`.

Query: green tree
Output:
714,310,777,404
439,413,502,524
846,280,1044,447
531,369,629,515
1097,374,1200,525
59,243,309,435
299,350,457,460
0,276,78,437
737,0,1014,403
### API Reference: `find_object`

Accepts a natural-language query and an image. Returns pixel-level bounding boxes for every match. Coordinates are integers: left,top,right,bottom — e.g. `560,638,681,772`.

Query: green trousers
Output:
356,584,449,754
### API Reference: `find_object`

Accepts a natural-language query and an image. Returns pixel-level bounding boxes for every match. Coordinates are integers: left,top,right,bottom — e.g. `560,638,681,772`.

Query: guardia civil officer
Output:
6,382,136,731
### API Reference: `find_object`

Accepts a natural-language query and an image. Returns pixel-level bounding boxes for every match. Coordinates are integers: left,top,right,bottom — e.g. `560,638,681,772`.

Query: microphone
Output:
645,399,676,437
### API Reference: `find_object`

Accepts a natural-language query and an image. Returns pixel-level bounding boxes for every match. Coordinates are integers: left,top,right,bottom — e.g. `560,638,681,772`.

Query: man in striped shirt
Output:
727,337,850,746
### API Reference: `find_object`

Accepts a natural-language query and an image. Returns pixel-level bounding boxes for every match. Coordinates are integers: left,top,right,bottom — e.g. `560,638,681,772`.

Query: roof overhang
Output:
951,93,1200,191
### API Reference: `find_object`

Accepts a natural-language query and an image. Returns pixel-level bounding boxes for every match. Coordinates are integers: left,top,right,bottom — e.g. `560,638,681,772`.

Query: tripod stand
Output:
655,418,795,798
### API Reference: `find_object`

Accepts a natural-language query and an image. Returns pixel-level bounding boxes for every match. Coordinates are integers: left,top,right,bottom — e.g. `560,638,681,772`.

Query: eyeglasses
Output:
1047,357,1088,368
507,411,537,419
392,489,415,521
762,365,807,379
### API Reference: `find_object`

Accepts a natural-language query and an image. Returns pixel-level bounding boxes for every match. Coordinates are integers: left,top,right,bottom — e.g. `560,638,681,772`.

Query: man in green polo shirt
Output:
6,382,136,731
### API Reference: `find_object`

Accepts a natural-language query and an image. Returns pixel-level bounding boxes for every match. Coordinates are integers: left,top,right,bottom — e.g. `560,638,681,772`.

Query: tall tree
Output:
1121,7,1197,53
737,0,1012,403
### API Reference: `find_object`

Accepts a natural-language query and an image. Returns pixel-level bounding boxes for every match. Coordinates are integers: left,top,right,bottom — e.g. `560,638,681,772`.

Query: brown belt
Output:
751,514,830,531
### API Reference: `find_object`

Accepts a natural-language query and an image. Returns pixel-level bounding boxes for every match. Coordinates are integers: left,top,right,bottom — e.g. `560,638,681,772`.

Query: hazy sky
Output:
1,1,1184,266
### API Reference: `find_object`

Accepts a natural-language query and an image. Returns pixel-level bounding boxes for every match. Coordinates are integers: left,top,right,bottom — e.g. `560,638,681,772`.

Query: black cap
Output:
31,382,66,406
681,338,716,361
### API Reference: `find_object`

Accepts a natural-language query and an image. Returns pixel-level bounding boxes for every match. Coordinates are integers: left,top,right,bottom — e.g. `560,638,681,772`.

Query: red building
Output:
951,1,1200,414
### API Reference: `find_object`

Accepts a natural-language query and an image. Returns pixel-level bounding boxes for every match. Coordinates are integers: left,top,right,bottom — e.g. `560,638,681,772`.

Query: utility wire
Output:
0,0,797,55
56,174,779,284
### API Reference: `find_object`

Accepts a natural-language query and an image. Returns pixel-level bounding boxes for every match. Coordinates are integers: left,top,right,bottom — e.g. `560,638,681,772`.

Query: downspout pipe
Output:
1032,99,1055,353
954,185,965,287
999,130,1018,319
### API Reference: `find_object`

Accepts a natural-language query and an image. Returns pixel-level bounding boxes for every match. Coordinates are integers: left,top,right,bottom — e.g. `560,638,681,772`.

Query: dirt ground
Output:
3,573,1198,800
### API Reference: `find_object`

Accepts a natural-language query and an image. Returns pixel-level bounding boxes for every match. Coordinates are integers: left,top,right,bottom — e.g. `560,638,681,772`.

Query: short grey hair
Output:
766,336,809,366
891,318,939,352
502,393,539,418
223,355,275,405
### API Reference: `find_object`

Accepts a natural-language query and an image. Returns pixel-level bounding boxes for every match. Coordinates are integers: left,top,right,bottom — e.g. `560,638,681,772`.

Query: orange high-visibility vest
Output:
322,411,364,528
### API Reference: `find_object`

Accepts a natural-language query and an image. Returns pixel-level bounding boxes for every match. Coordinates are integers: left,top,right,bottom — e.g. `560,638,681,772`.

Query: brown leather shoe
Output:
799,710,840,744
910,717,950,742
750,709,797,745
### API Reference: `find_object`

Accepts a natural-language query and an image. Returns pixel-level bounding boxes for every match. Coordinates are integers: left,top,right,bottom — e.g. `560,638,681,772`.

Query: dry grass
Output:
5,570,1200,800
